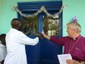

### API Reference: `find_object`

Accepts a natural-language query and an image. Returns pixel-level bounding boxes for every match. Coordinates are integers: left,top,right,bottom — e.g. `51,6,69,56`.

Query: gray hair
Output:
67,21,81,33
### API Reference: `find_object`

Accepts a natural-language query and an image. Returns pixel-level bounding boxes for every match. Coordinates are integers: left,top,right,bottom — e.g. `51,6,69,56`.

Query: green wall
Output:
63,0,85,36
0,0,85,36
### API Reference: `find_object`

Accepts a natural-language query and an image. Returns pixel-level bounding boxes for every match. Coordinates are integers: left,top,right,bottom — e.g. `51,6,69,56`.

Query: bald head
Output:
11,18,22,30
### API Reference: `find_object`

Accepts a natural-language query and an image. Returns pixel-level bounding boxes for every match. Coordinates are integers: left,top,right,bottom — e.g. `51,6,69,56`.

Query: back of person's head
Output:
0,34,6,46
11,18,22,30
67,20,81,33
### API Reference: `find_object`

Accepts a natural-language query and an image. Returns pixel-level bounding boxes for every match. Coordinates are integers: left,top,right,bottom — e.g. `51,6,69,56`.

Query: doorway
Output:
18,1,62,64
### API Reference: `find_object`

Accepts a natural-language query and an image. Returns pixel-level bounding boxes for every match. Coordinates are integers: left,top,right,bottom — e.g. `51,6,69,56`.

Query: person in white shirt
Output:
4,18,39,64
0,40,6,64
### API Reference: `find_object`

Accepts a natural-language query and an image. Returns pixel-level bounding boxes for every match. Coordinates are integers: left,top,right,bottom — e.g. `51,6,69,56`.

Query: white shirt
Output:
0,41,6,62
4,28,39,64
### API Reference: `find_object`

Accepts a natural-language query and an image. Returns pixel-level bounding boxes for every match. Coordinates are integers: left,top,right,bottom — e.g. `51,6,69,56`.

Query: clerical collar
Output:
72,35,81,40
73,38,76,40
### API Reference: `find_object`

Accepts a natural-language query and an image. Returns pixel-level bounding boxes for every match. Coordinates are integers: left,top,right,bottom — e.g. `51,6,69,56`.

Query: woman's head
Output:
11,18,22,30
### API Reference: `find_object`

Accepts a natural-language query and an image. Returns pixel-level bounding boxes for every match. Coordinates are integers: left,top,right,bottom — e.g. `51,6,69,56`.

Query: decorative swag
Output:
13,4,66,19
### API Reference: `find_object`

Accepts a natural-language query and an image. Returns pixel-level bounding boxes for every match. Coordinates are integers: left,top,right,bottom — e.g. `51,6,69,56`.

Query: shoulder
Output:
60,36,70,39
80,36,85,42
7,28,25,37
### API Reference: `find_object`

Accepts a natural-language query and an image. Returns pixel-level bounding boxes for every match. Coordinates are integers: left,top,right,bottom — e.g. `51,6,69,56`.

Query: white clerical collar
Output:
73,38,76,40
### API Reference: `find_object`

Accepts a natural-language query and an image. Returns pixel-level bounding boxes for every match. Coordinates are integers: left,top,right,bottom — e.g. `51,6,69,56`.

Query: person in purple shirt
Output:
42,20,85,64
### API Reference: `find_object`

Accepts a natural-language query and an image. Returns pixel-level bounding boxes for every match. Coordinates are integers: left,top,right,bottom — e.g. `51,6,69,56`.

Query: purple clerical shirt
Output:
50,35,85,61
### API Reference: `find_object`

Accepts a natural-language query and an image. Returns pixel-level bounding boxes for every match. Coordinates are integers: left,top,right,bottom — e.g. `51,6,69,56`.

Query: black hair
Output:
0,34,6,46
11,18,22,30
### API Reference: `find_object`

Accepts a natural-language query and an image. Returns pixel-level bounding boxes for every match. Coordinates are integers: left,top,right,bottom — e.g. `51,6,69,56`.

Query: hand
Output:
41,31,50,40
41,31,46,38
66,59,80,64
